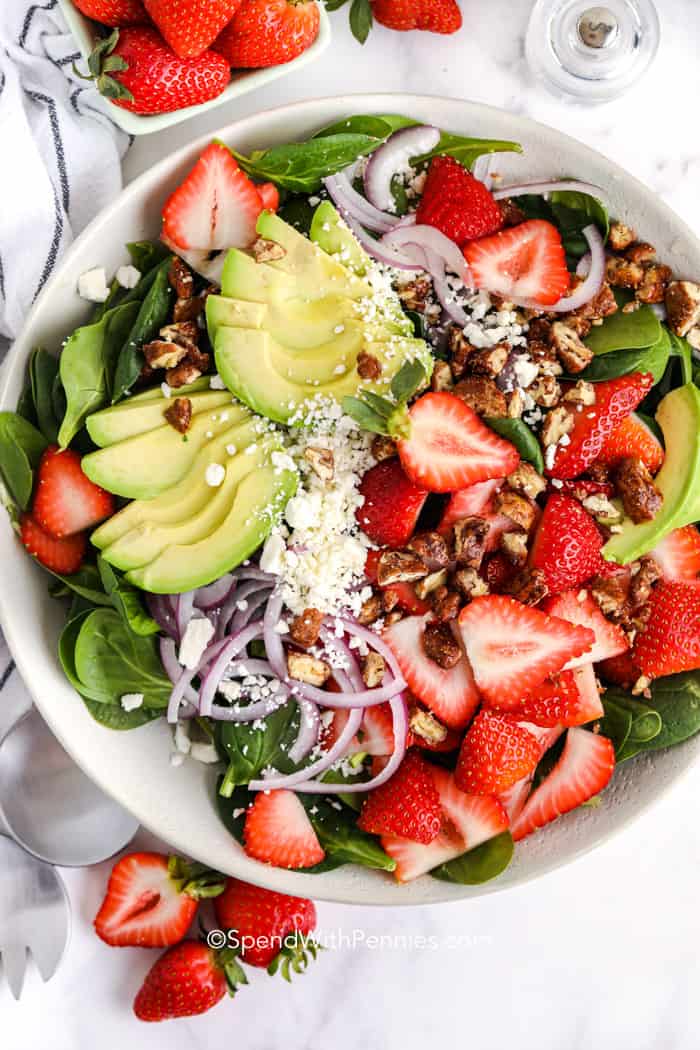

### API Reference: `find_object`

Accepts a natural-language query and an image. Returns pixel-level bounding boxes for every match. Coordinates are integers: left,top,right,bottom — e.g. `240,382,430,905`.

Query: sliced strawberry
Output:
364,549,431,615
33,445,114,538
358,751,442,843
596,412,664,474
571,664,604,723
94,852,223,948
319,707,361,754
530,494,603,595
381,823,465,883
455,710,541,794
416,155,503,246
407,702,462,752
161,141,263,252
486,669,583,727
457,595,595,706
437,478,517,551
243,790,324,869
359,703,397,756
463,219,570,307
357,459,428,547
20,513,86,575
651,526,700,581
598,650,641,689
511,728,615,841
497,724,564,824
632,581,700,679
383,613,480,729
256,182,280,212
483,552,518,592
542,588,629,668
397,392,520,494
546,373,654,479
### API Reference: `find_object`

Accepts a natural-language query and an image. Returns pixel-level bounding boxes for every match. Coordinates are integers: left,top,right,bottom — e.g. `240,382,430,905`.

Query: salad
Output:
3,113,700,887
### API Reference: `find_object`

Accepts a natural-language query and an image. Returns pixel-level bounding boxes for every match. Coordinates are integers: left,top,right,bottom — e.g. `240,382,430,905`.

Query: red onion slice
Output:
194,574,236,611
210,688,290,723
543,224,605,312
382,224,472,285
288,699,321,764
174,591,196,640
363,125,441,212
248,707,363,791
422,245,470,327
160,637,199,707
198,623,265,718
338,210,423,271
318,625,365,692
262,590,289,681
491,179,605,202
323,171,399,234
216,580,272,640
147,595,178,641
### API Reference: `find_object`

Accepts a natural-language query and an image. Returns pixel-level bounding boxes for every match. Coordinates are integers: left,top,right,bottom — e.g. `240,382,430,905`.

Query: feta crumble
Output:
179,617,215,669
120,692,144,712
210,374,227,390
77,267,110,303
116,264,141,289
205,463,226,487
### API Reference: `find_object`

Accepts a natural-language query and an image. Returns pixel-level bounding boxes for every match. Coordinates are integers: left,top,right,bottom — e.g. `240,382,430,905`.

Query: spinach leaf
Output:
91,280,124,324
96,555,160,636
584,305,661,356
58,612,117,704
431,832,514,885
512,190,607,263
58,300,140,447
127,240,170,274
30,348,60,443
48,562,113,607
277,195,317,235
72,608,171,708
112,259,173,403
82,697,162,730
0,412,48,510
16,372,37,425
215,782,251,842
412,133,521,171
217,702,302,795
668,330,693,385
602,673,700,763
484,417,544,473
598,697,633,756
579,326,670,384
51,371,67,429
314,114,417,140
231,134,384,194
349,0,372,42
300,797,397,873
599,691,661,757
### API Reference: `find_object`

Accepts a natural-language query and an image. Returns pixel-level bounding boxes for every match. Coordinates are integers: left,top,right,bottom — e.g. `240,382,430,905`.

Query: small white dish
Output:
57,0,331,136
2,94,700,905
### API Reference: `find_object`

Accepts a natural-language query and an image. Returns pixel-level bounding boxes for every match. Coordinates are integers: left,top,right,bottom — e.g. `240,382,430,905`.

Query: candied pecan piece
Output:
493,490,537,532
357,351,382,380
185,345,210,373
304,447,334,481
163,396,192,434
528,340,562,377
452,517,489,569
173,297,204,323
541,405,574,447
407,531,451,571
527,374,562,408
574,281,618,320
606,257,644,289
452,567,489,599
665,281,700,337
143,340,188,370
252,238,286,263
160,321,199,347
581,493,622,526
422,621,461,670
469,344,510,378
452,375,507,416
527,318,552,344
168,256,195,298
591,574,629,622
625,242,656,264
361,652,386,688
636,262,672,304
398,275,432,312
415,569,449,600
370,435,397,462
608,221,636,252
507,462,546,500
506,389,525,418
628,555,661,608
287,651,331,687
505,567,549,606
377,550,427,586
431,587,461,621
614,456,663,523
357,594,382,625
499,529,528,566
384,610,405,626
409,704,449,745
499,198,526,227
289,607,324,648
381,588,400,613
563,380,596,406
431,359,454,392
165,361,203,388
550,322,593,374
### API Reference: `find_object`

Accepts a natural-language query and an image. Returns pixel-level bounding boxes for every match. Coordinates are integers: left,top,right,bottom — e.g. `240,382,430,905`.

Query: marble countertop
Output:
6,0,700,1046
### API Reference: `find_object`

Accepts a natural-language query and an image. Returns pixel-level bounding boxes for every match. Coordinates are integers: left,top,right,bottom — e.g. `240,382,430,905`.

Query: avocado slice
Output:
125,377,212,403
125,460,296,594
310,200,369,275
603,383,700,564
82,401,250,499
87,389,235,447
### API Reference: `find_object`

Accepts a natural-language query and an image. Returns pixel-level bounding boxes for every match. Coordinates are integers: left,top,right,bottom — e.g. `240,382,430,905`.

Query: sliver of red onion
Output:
363,125,441,212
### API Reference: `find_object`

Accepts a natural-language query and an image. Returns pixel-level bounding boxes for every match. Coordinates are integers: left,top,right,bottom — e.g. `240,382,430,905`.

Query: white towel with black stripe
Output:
0,0,129,341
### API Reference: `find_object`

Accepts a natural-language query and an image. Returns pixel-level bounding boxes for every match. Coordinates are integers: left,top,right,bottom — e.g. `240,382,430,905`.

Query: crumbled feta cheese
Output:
512,356,539,389
226,445,237,456
210,374,227,390
120,692,144,712
161,382,171,399
174,721,191,755
205,463,226,487
179,616,215,669
273,620,289,634
218,680,242,701
77,267,110,303
545,443,557,470
189,742,220,764
271,450,297,475
116,264,141,289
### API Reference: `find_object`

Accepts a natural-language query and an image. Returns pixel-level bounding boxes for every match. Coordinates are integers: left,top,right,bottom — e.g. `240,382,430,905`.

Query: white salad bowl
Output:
2,95,699,906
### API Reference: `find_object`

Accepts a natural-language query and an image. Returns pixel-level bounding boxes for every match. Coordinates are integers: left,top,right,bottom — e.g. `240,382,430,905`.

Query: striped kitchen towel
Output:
0,0,130,342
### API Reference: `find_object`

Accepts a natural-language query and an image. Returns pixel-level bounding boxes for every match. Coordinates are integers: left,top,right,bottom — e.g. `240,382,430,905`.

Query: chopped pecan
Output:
303,446,334,482
550,322,593,373
168,256,195,299
431,587,461,621
422,621,461,670
506,389,525,418
614,456,663,523
608,221,636,252
165,361,203,388
527,318,552,344
587,461,611,486
184,344,210,373
665,281,700,337
629,555,661,608
581,493,622,525
252,237,286,263
494,490,537,532
558,314,592,339
606,257,644,289
377,550,427,586
287,650,331,687
541,405,574,447
591,574,628,622
356,351,382,381
407,531,451,571
453,375,507,416
507,462,546,500
499,529,528,566
160,321,199,347
528,374,562,408
499,197,526,227
415,569,449,600
143,340,188,370
574,281,618,320
447,327,476,380
289,607,324,648
528,340,562,377
398,275,432,312
636,262,672,304
452,567,489,599
384,610,405,626
361,651,386,688
431,359,454,392
370,435,397,463
409,705,449,746
563,380,596,406
381,588,400,613
469,344,510,378
506,567,549,606
173,296,204,323
625,242,656,265
357,594,382,625
163,396,192,434
453,516,489,570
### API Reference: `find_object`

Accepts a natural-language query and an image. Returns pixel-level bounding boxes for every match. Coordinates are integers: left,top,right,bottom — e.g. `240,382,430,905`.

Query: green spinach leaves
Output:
431,832,514,885
0,412,48,511
599,672,700,762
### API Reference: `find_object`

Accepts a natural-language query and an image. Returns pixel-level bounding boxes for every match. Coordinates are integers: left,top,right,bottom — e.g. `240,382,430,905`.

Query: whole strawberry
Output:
455,709,541,795
84,27,230,114
133,940,246,1021
214,878,318,976
72,0,149,25
530,494,603,595
213,0,320,67
417,155,503,246
144,0,244,59
371,0,462,33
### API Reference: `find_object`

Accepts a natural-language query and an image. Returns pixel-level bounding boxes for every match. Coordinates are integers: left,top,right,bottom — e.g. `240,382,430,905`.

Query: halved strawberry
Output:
530,495,603,595
596,412,664,474
497,724,563,824
542,589,629,667
20,513,86,575
598,650,641,689
360,703,397,756
357,459,428,548
457,595,595,706
416,155,503,246
546,373,654,479
383,614,480,729
437,478,517,551
455,710,541,794
33,445,114,538
486,669,584,727
243,790,324,869
161,141,264,252
511,728,615,841
632,581,700,679
257,181,280,212
365,549,431,615
397,392,520,493
570,664,604,723
94,852,224,948
358,751,442,843
319,707,361,754
651,526,700,581
463,219,570,307
483,552,518,592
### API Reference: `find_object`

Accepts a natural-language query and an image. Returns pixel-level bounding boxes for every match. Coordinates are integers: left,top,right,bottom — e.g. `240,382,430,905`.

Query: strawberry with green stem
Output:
133,939,247,1021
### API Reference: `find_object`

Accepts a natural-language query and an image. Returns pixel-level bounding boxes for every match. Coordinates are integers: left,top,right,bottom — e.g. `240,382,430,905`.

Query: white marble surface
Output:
6,1,700,1046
